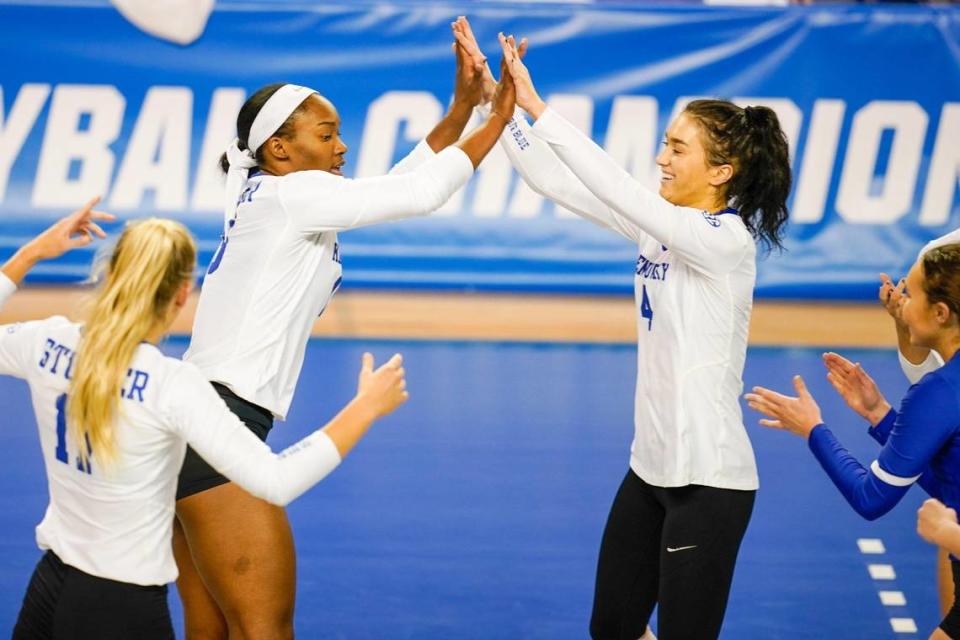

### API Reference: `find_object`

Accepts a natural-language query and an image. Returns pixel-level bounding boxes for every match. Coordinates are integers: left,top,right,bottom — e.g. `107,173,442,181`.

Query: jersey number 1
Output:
55,394,92,474
640,285,653,331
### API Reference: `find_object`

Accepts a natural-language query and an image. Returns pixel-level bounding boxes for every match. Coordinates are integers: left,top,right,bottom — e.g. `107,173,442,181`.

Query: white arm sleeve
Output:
500,111,646,245
0,272,16,310
531,108,751,275
387,139,437,176
167,366,343,506
279,146,473,234
899,349,944,385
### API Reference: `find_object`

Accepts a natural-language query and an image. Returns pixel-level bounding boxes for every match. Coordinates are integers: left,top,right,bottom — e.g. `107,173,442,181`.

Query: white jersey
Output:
898,228,960,382
0,277,343,586
185,142,472,419
503,107,758,490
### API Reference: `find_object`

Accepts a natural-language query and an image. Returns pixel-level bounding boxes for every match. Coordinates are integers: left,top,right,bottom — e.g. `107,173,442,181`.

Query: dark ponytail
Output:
218,82,307,174
683,100,791,252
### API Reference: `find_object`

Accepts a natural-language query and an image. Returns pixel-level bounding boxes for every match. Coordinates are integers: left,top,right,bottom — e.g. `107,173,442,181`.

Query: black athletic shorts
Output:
175,381,274,501
940,560,960,638
13,551,173,640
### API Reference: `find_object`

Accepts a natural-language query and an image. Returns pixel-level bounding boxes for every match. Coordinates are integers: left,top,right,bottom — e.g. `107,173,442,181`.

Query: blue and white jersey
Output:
0,278,343,586
808,352,960,520
501,108,758,490
185,142,473,419
898,228,960,383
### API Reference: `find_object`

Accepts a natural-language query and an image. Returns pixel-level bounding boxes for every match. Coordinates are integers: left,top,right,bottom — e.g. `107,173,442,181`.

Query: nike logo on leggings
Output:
666,545,697,553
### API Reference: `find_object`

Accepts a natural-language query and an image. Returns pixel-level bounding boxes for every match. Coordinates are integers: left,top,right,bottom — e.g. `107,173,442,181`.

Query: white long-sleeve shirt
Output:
0,278,344,585
897,228,960,383
185,142,473,419
506,108,758,490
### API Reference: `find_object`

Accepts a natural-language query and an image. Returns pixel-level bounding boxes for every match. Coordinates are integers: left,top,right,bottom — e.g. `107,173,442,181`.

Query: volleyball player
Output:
453,22,791,638
746,243,960,640
172,47,516,637
843,226,960,615
1,217,410,639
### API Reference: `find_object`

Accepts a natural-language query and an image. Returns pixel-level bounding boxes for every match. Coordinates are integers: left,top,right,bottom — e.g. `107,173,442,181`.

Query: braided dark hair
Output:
683,99,791,252
218,83,309,174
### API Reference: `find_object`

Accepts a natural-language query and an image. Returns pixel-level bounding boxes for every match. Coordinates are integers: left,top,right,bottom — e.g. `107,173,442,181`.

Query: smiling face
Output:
901,260,944,349
261,95,348,176
655,112,733,212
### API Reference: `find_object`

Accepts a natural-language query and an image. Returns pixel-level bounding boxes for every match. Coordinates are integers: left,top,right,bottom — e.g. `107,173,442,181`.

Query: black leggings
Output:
13,551,174,640
590,469,755,640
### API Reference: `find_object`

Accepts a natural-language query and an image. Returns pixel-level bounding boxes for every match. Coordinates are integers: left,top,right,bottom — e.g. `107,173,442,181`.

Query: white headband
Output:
222,83,318,229
248,84,317,154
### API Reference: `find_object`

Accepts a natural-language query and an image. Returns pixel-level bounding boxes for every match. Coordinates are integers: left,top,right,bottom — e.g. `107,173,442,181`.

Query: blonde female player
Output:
172,48,517,638
0,216,409,639
747,244,960,640
453,22,791,639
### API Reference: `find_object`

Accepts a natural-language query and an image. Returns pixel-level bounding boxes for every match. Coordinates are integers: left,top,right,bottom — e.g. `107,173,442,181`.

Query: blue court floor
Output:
0,339,942,638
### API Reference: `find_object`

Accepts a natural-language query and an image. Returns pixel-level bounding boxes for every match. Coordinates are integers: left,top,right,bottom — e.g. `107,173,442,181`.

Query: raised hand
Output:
452,16,496,104
822,352,891,425
29,196,115,260
357,352,409,418
878,272,906,323
2,196,117,286
498,32,545,118
744,375,824,438
490,47,516,121
452,27,485,109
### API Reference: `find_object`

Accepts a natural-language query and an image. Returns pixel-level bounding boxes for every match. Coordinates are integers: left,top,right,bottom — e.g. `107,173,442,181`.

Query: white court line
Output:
858,538,887,554
890,618,918,633
868,564,896,580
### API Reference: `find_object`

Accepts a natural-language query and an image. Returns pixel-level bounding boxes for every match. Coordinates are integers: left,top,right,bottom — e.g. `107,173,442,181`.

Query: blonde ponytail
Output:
67,218,196,468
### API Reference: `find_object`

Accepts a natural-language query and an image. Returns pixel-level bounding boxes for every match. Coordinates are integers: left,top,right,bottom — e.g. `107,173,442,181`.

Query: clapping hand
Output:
822,352,891,425
744,375,824,438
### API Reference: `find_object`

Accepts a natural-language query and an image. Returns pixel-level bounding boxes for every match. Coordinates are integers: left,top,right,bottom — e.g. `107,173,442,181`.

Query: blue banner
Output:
1,1,959,298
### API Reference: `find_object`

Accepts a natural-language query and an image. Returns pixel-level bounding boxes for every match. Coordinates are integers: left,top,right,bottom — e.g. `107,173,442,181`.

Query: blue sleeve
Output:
867,407,943,499
867,408,897,445
918,469,943,500
878,375,959,485
807,425,909,520
808,375,960,520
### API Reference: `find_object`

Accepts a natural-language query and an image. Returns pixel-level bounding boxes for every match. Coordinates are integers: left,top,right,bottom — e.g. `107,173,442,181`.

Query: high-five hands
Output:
451,17,528,106
497,32,546,118
452,26,486,109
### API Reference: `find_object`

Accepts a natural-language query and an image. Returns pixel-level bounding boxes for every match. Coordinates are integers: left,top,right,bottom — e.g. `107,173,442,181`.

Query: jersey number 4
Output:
640,285,654,331
55,394,93,474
